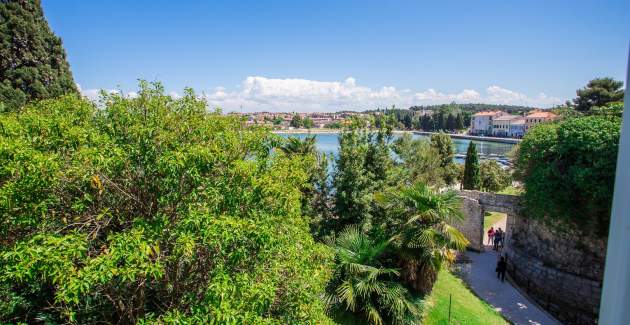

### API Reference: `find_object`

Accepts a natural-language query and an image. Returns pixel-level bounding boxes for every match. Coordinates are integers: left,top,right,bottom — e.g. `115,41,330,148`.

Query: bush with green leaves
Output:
0,83,333,324
479,160,511,193
516,115,621,235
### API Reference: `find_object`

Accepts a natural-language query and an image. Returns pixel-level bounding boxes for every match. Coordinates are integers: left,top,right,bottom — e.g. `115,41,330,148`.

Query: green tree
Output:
0,83,333,323
280,135,317,156
380,184,469,294
430,132,455,168
420,114,433,131
324,226,422,325
290,114,303,128
303,116,315,129
573,77,624,112
446,114,457,131
332,129,395,235
479,160,511,192
0,0,78,111
273,116,284,125
392,134,445,187
456,113,465,130
516,116,620,235
462,142,481,190
333,130,373,233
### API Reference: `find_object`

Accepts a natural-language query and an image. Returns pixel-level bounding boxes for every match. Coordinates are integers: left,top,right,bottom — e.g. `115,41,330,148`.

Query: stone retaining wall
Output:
456,190,606,324
505,215,606,325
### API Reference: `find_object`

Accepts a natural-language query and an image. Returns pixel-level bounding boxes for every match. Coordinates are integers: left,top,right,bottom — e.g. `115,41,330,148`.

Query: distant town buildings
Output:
470,111,504,135
238,108,558,138
240,111,360,129
472,109,558,138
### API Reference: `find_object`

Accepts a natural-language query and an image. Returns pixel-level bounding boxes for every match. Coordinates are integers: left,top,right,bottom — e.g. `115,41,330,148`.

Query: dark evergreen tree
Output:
421,114,433,131
573,77,624,112
456,113,465,130
462,142,481,190
403,113,413,129
446,114,457,131
0,0,78,111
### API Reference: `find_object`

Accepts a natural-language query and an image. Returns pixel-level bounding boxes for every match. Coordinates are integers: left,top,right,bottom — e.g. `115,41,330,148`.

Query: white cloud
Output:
79,77,564,112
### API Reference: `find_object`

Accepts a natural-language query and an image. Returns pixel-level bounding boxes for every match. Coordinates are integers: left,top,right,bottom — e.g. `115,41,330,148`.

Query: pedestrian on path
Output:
487,227,495,245
496,256,507,282
493,229,502,251
498,227,505,248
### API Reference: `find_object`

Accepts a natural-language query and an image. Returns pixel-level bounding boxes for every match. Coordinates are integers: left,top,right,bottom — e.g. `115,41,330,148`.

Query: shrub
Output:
0,82,333,323
516,116,621,235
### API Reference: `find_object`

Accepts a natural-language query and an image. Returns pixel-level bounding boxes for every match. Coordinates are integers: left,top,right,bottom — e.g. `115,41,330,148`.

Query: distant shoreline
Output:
271,129,520,144
272,129,413,135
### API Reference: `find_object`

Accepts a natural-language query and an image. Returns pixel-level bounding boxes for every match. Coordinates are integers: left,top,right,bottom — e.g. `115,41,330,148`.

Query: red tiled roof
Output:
473,110,503,116
526,111,557,118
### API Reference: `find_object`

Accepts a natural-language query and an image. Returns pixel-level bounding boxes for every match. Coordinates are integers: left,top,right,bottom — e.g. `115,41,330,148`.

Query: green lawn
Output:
497,186,523,196
484,212,506,233
423,269,507,325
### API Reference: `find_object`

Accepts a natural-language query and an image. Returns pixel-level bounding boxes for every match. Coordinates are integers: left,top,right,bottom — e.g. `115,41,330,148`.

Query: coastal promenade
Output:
272,129,521,144
412,131,522,144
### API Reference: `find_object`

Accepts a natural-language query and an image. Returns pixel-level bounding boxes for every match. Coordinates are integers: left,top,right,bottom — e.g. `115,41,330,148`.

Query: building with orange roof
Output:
491,114,519,137
471,110,505,135
524,110,559,131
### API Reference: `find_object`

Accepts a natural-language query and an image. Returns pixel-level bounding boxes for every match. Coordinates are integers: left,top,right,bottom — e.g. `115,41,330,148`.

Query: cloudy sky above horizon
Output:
44,0,629,112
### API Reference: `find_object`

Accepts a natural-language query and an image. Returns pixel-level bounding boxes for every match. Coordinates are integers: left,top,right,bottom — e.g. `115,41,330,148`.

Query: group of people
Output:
487,226,505,251
487,227,508,282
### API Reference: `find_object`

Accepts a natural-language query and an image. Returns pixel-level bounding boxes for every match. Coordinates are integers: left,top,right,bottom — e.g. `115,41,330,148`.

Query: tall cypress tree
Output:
0,0,77,111
462,142,481,190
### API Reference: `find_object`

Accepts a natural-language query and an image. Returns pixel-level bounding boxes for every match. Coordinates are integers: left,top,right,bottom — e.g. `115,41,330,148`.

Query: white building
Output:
471,111,504,135
492,114,519,137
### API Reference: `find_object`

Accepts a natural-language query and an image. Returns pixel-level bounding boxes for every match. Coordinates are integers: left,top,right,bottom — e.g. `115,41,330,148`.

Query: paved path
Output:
458,218,560,325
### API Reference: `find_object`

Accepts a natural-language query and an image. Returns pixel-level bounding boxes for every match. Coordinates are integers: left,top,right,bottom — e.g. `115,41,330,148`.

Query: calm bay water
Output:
279,132,515,165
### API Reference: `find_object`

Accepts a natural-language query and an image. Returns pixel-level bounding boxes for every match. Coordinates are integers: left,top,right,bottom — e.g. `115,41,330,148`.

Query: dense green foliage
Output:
280,135,332,238
429,132,459,185
572,77,624,112
290,114,303,128
462,142,481,190
392,134,448,188
516,115,621,234
0,0,77,111
332,129,395,235
325,226,422,325
429,132,454,168
0,84,333,323
479,160,511,193
379,184,468,294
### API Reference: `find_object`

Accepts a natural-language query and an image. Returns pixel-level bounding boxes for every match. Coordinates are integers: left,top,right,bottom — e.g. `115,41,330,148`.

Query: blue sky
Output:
42,0,629,112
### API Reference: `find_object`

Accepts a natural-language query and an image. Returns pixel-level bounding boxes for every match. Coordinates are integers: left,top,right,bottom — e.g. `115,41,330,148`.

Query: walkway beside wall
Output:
458,218,560,325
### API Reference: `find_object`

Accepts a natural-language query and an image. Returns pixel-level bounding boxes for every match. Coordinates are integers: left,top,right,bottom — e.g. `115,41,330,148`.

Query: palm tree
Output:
384,183,469,294
324,226,422,325
279,135,317,156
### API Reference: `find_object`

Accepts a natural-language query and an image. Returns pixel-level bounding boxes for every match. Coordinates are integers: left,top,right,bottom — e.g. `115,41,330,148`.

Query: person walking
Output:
496,256,507,282
487,227,495,245
493,230,502,251
497,227,505,249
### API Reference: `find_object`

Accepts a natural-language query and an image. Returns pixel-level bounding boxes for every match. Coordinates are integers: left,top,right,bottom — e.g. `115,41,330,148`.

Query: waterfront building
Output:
508,118,527,138
492,114,518,137
471,111,504,135
525,110,559,131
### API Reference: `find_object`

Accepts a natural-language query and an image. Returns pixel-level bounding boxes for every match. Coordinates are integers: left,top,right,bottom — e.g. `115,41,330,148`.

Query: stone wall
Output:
455,190,521,251
505,215,606,325
453,195,484,251
457,190,606,324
